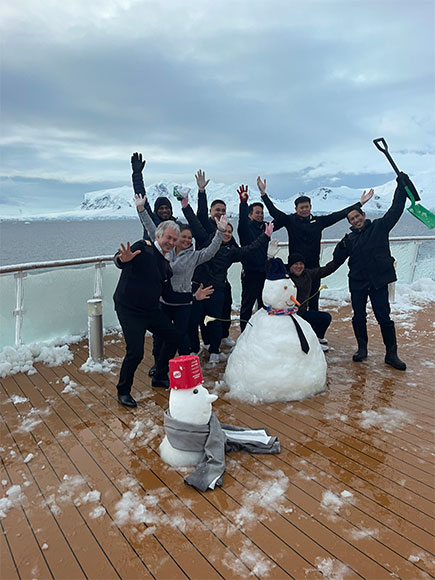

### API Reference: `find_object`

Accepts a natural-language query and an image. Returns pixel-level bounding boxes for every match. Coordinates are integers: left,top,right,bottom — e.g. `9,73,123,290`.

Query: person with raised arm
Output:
131,152,180,240
194,168,235,346
332,172,412,370
256,176,374,313
134,192,226,365
113,221,181,407
236,184,269,331
180,191,274,365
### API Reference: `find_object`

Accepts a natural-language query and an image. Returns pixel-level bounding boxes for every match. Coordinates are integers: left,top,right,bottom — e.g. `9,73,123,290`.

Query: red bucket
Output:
169,355,203,390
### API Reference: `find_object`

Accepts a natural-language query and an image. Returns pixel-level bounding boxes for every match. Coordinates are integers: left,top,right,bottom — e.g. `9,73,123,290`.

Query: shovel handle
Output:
373,137,401,175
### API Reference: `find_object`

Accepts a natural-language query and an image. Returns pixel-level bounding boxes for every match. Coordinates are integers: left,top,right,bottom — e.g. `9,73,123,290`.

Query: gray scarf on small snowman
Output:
163,410,280,492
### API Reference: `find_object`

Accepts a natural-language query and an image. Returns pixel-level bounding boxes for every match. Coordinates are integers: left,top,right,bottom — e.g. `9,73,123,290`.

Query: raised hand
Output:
360,188,374,205
194,283,214,301
133,193,146,211
117,242,141,263
195,169,210,192
131,152,146,173
215,214,229,232
181,195,189,209
237,185,249,203
264,222,274,237
257,176,267,196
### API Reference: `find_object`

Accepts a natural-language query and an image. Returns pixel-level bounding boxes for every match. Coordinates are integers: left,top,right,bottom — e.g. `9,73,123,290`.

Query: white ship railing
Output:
0,237,434,349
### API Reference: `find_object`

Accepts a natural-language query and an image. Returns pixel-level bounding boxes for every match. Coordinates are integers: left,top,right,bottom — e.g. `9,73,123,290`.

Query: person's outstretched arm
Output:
114,241,142,269
318,189,374,229
231,222,274,263
236,185,251,244
257,176,286,229
131,152,159,225
181,194,210,246
379,173,410,232
195,169,210,226
134,194,157,241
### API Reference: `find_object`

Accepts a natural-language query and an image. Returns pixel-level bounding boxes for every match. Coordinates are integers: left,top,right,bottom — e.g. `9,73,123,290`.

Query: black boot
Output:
352,340,368,362
148,357,157,377
381,324,406,371
352,319,368,362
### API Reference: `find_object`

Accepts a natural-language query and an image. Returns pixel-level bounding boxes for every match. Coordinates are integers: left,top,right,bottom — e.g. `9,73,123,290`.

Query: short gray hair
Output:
155,220,180,238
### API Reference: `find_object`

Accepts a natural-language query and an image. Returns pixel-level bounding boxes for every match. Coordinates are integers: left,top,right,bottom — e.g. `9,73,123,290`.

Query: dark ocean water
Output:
0,212,432,266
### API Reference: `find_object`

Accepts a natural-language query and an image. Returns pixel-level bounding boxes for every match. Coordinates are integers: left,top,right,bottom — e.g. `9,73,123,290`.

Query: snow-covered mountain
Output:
1,170,434,220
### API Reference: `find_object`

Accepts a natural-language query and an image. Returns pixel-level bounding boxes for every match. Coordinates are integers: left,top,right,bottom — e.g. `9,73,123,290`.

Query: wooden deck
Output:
1,301,434,580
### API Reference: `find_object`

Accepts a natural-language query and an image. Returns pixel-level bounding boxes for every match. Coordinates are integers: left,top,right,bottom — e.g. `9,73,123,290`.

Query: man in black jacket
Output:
332,173,411,370
237,185,269,331
113,221,181,407
256,176,373,310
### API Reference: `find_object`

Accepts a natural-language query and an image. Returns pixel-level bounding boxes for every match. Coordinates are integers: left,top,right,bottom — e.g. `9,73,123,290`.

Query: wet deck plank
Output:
1,302,434,580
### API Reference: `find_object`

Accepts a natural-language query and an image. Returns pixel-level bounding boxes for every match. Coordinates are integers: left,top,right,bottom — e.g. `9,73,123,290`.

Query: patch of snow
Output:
359,408,411,432
9,395,28,404
114,490,161,526
0,485,25,518
349,528,379,540
0,342,75,378
321,491,344,513
23,453,34,464
315,556,350,579
89,506,106,519
80,357,120,373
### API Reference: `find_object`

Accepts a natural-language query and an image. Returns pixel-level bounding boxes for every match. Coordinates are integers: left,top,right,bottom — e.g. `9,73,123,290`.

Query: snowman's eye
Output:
193,389,198,394
284,285,288,290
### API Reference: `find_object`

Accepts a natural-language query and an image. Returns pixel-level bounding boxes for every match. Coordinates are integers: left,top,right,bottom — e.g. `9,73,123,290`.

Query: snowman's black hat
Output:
266,258,289,280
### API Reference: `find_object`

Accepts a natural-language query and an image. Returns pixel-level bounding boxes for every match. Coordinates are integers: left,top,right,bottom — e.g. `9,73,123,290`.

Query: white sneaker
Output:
319,338,328,345
209,353,220,365
320,344,329,352
221,337,236,347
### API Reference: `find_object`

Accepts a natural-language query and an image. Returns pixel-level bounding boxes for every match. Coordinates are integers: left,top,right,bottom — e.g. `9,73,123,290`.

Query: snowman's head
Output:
169,384,218,425
262,277,298,310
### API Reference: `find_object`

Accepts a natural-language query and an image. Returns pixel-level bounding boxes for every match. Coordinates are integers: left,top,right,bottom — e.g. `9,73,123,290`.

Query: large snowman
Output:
224,258,327,403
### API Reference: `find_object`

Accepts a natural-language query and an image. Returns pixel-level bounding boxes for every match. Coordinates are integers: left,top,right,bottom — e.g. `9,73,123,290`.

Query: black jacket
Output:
332,180,408,291
288,261,338,314
183,204,269,290
237,201,267,272
262,194,362,268
113,240,173,314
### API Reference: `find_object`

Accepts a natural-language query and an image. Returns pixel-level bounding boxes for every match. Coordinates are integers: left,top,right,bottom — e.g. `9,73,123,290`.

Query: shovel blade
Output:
407,203,435,229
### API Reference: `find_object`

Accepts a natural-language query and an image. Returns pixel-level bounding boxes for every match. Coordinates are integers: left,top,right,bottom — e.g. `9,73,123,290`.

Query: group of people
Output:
113,152,412,407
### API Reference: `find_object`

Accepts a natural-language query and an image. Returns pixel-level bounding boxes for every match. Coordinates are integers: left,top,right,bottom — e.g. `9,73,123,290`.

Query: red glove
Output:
237,185,249,203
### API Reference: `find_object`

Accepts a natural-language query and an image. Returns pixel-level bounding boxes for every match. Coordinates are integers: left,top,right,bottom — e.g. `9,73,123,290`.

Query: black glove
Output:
131,152,146,173
396,172,420,201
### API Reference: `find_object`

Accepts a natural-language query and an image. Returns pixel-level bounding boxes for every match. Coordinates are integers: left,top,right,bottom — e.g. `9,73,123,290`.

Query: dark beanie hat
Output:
154,197,173,213
288,253,306,267
266,258,290,281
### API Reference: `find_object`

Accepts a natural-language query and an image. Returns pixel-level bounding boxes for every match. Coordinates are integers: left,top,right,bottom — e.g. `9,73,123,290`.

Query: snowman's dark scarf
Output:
265,306,310,354
163,411,280,492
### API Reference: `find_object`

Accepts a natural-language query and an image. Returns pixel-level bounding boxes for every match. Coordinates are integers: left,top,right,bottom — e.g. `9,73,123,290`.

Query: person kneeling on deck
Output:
287,253,339,350
113,221,181,407
332,173,412,370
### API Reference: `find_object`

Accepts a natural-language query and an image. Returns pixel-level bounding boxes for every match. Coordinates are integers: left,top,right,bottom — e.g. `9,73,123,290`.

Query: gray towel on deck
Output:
163,411,281,492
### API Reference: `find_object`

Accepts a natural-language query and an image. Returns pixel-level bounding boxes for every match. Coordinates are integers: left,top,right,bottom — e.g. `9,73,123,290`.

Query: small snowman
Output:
224,258,327,403
159,355,218,467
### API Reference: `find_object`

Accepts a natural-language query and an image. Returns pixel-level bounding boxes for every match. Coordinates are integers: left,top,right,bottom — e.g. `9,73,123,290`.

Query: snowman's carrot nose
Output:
290,295,300,306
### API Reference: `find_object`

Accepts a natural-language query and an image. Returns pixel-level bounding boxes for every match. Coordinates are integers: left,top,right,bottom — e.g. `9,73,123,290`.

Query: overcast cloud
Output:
1,0,434,209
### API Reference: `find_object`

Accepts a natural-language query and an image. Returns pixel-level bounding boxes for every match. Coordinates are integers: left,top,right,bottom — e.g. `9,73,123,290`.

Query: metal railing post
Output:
409,241,422,284
13,271,27,347
94,262,105,299
87,299,104,362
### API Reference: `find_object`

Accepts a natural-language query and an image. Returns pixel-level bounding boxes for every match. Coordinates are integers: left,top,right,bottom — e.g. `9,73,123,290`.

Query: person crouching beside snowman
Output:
224,258,327,403
160,355,280,492
287,253,340,352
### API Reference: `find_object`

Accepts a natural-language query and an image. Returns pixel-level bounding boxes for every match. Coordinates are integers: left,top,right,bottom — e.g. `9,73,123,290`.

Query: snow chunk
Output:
114,490,161,526
23,453,34,464
321,491,343,513
10,395,28,404
89,506,106,519
0,485,25,518
315,556,350,579
80,357,119,373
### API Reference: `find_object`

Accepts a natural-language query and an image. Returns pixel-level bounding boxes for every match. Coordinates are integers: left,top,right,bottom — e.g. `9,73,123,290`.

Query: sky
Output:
1,0,434,212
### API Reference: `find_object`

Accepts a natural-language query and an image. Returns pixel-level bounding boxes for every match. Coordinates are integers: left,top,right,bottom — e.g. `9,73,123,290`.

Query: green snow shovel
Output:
373,137,435,229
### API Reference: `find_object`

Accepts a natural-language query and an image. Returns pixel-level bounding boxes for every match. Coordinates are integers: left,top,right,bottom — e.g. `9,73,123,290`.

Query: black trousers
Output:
189,288,226,354
116,308,179,395
351,284,393,329
240,270,265,331
300,310,331,339
154,303,192,357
